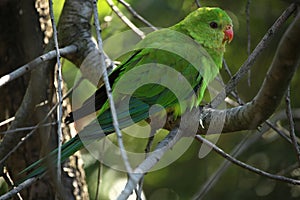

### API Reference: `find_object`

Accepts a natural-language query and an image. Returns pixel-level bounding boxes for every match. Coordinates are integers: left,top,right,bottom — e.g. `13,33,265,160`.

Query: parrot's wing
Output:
65,50,143,124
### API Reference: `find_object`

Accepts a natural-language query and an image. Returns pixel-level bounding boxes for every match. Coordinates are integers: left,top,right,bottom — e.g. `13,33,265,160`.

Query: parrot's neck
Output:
170,25,224,69
204,48,224,69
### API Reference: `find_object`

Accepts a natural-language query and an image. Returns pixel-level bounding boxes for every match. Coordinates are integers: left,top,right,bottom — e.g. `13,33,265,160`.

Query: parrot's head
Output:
172,7,233,67
184,7,233,48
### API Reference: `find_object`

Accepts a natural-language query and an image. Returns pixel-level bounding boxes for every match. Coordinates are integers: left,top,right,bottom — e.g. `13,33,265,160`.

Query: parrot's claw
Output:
199,118,204,129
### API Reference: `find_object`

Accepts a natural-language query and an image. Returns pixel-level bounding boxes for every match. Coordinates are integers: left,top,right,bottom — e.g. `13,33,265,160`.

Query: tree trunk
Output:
0,0,88,199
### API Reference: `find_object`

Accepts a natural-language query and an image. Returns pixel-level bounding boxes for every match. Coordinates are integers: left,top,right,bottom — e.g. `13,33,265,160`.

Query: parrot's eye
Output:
209,22,218,29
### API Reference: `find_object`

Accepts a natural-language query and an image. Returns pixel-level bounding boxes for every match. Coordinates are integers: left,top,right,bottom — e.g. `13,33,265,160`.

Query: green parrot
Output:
21,7,233,178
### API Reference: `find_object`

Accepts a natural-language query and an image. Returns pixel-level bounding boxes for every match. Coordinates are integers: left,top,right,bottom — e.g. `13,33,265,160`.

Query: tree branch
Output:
285,86,300,165
106,0,146,38
0,45,76,88
48,0,63,184
117,0,157,31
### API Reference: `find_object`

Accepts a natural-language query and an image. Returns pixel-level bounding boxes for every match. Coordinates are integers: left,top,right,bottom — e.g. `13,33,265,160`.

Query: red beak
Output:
223,25,233,44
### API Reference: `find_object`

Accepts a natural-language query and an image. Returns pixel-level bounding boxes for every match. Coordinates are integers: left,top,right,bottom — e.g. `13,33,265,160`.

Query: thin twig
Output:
92,0,133,176
222,59,233,78
194,135,300,185
94,161,102,200
211,3,297,108
104,51,118,74
285,86,300,165
195,0,201,7
246,0,252,86
48,0,63,184
0,117,15,128
137,129,156,199
106,0,145,38
117,0,157,31
265,120,293,144
0,122,56,135
277,162,299,176
0,45,77,88
222,60,243,105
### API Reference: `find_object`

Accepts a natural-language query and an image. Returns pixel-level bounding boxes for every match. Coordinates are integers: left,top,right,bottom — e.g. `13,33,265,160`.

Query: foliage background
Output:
8,0,298,199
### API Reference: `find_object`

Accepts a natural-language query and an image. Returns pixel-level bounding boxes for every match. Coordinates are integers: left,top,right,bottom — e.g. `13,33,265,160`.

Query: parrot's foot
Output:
199,118,205,129
198,105,208,129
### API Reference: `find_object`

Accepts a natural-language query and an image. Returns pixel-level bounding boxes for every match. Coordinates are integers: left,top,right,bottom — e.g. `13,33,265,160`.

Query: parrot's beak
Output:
223,25,233,44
